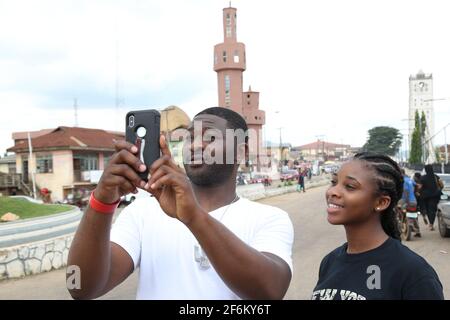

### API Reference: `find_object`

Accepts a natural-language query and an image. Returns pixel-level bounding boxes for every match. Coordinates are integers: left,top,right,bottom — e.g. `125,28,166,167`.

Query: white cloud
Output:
1,0,450,156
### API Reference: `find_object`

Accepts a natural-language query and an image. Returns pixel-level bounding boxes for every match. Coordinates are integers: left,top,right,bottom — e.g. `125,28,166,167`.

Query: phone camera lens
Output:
129,115,135,127
136,126,147,138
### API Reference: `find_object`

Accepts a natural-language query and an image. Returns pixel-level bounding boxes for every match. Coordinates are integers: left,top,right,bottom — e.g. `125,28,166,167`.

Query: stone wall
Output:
0,234,73,280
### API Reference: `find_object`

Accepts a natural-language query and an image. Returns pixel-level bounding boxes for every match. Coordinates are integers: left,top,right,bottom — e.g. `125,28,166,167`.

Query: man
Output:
401,169,421,237
67,107,294,300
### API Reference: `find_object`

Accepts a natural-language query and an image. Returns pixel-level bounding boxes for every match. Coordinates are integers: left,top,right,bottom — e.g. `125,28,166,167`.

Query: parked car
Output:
437,200,450,238
437,174,450,238
249,173,272,186
62,189,90,209
236,173,249,185
437,173,450,201
120,188,151,206
280,170,299,182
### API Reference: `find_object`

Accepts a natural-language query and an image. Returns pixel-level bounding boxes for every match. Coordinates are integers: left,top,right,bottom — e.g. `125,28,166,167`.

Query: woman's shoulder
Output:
389,239,438,274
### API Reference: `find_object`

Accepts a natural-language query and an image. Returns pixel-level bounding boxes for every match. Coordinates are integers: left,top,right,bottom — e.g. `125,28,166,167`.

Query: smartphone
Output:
125,109,161,182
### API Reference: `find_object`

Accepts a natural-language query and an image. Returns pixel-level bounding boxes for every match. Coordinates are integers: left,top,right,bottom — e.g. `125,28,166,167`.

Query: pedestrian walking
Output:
420,165,444,231
296,168,305,193
413,172,428,225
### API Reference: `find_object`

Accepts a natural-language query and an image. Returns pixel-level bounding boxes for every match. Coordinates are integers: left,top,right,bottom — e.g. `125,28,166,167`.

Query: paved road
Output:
0,185,449,299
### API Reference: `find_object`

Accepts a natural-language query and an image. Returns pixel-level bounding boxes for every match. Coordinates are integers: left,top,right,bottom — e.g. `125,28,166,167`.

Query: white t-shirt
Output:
110,196,294,300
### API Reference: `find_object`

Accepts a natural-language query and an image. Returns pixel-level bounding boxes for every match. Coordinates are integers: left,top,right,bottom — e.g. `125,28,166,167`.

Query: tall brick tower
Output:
213,5,265,169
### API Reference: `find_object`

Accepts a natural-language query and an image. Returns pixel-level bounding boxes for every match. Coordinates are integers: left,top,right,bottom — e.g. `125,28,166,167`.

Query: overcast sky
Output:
1,0,450,156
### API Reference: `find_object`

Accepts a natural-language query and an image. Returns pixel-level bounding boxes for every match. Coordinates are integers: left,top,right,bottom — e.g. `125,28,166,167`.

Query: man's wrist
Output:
93,188,119,205
185,207,209,230
90,190,120,214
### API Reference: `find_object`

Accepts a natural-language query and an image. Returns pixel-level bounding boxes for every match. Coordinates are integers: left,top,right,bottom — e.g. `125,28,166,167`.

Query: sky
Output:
1,0,450,156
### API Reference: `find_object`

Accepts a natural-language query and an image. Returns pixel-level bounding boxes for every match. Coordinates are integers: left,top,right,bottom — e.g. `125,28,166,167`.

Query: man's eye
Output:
346,184,356,190
330,180,337,186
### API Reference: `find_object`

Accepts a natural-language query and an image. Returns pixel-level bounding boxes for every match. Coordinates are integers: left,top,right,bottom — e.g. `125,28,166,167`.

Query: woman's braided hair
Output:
353,152,403,240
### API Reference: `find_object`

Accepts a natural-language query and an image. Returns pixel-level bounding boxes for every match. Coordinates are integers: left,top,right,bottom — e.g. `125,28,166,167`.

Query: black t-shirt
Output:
312,237,444,300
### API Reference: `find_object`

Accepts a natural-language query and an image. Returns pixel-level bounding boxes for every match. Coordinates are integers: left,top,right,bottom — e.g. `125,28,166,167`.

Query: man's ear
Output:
236,142,248,165
374,195,391,212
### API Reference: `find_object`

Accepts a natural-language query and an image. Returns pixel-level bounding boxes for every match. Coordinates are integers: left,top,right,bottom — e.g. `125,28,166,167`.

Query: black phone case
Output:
125,109,161,182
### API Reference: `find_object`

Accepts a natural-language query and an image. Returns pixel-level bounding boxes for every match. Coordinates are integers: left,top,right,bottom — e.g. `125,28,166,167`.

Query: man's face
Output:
183,114,238,187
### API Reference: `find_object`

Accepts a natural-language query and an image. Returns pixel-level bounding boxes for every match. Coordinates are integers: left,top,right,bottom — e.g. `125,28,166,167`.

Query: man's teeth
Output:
328,203,343,209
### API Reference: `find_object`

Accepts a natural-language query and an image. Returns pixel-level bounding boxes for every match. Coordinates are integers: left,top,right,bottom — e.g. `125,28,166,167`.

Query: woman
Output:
413,172,428,225
420,165,443,231
296,168,306,193
312,153,443,300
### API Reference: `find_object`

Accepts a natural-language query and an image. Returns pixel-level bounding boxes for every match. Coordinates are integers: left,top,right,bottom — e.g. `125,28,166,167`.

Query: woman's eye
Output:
346,184,355,190
330,180,337,186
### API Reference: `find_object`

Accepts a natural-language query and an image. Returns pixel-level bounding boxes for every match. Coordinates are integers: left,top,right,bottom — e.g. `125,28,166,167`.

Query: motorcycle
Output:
396,203,421,241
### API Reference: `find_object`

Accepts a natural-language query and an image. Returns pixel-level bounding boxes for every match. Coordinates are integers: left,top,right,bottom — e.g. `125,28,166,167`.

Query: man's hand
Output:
95,140,147,204
145,135,204,225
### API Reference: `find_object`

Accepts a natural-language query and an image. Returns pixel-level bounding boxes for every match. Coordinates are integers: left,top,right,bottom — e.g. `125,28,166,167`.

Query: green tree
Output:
421,111,428,161
409,110,422,164
363,126,402,156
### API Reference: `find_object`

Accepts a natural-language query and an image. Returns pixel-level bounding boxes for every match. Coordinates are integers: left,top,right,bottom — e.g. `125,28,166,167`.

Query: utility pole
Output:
73,98,78,127
277,127,283,168
27,132,37,199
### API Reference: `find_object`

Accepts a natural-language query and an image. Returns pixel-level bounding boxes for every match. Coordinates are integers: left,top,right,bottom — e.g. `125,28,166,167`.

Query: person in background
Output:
413,172,428,225
420,165,443,231
297,168,306,193
400,169,421,237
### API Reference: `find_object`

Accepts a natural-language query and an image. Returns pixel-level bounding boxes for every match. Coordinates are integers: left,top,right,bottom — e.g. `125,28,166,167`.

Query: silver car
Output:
437,173,450,238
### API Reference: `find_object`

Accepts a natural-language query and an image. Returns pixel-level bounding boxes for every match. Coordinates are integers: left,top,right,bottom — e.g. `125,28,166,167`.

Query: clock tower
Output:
213,5,266,169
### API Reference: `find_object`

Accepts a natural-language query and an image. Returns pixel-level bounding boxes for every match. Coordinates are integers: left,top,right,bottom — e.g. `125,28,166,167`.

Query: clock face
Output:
419,82,425,88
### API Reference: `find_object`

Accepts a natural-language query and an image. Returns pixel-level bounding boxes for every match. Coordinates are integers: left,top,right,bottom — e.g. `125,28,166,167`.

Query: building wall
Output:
408,72,434,162
0,163,9,174
35,150,74,202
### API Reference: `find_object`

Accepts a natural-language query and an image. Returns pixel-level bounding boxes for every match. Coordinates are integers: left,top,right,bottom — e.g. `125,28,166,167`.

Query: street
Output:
0,185,449,299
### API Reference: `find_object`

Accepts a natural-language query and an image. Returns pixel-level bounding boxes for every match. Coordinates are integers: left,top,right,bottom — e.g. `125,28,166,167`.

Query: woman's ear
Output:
374,195,391,212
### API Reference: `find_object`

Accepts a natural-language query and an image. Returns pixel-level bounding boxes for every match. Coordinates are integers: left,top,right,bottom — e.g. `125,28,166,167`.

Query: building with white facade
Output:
408,70,435,163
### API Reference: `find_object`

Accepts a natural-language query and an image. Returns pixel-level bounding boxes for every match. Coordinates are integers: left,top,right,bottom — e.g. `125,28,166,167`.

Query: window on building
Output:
103,154,112,168
223,51,227,62
214,54,218,65
225,75,231,105
233,50,239,63
226,26,232,38
74,153,98,171
226,13,231,25
36,154,53,173
8,162,16,174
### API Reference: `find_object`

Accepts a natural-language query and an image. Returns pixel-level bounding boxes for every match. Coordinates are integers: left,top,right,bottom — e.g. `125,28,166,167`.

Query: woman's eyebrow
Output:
346,175,361,184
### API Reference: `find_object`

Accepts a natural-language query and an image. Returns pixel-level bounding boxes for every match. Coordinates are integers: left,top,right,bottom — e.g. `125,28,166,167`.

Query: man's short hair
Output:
195,107,248,132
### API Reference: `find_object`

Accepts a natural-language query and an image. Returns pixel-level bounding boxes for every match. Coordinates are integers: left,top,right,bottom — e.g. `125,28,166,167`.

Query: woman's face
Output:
325,160,388,226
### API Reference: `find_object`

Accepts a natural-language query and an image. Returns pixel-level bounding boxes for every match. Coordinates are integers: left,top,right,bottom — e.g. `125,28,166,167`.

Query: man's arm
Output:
67,206,134,299
187,211,292,300
67,140,146,300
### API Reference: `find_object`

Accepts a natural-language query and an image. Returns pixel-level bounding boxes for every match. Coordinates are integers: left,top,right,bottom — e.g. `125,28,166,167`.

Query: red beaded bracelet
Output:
89,190,120,214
